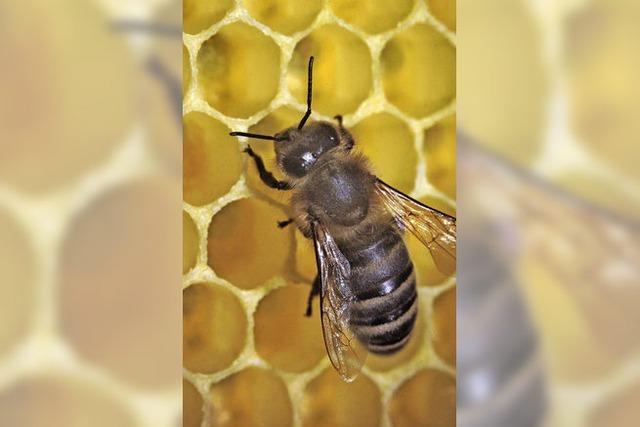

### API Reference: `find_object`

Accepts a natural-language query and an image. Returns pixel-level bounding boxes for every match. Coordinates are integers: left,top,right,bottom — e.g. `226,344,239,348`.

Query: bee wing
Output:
312,222,368,382
375,179,457,275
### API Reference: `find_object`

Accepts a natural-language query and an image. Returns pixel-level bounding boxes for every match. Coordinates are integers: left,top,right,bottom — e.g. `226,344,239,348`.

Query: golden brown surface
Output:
184,379,204,427
60,178,181,389
183,283,247,374
254,284,325,372
301,368,382,427
389,368,456,427
183,112,242,206
0,376,136,427
209,367,293,427
183,210,199,274
183,1,456,425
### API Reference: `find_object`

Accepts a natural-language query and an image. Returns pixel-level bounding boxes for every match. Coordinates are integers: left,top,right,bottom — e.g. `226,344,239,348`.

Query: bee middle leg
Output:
305,275,321,317
244,146,292,190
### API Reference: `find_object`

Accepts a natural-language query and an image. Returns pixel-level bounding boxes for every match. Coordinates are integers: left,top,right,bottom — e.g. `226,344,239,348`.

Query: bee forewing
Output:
320,295,368,382
313,223,368,382
375,180,457,275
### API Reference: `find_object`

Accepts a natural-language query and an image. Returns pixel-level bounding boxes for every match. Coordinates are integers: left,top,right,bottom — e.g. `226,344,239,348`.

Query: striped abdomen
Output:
337,224,417,354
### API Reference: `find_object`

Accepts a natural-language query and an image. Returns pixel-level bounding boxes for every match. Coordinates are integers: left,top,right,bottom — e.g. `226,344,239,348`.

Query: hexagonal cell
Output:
184,0,233,35
183,112,242,206
295,230,317,281
367,297,425,372
426,0,456,31
183,379,203,427
183,283,247,374
254,284,325,372
0,376,135,426
246,106,302,205
183,211,199,274
245,0,323,35
301,368,381,427
381,23,455,119
351,112,417,193
209,367,293,427
197,23,281,118
329,0,414,34
389,368,456,427
564,3,640,183
0,1,136,193
424,115,456,199
458,0,547,165
407,196,456,287
289,25,373,117
59,178,181,389
432,286,455,365
0,209,36,358
208,198,291,289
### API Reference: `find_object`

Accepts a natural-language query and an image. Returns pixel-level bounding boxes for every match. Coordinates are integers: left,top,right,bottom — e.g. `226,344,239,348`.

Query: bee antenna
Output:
297,56,314,130
229,131,278,141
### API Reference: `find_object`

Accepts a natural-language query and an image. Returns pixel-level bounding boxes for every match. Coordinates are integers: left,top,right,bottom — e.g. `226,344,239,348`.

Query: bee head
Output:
272,121,340,178
230,56,350,178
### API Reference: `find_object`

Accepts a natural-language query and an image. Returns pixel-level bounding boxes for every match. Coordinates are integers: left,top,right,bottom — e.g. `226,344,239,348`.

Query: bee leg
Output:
305,275,321,317
277,218,294,228
244,146,292,190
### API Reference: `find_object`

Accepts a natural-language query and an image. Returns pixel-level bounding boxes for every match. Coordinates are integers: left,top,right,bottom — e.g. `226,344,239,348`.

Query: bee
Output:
230,57,456,382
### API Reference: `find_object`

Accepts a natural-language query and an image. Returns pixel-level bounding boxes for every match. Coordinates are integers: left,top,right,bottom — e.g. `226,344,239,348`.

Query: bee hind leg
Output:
305,275,321,317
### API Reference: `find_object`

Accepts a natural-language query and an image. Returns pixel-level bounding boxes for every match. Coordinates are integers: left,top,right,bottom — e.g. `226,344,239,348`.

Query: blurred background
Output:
0,0,181,426
458,0,640,426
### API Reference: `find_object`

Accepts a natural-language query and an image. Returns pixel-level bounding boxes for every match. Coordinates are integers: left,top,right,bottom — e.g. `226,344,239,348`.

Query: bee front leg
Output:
244,146,292,190
305,275,321,317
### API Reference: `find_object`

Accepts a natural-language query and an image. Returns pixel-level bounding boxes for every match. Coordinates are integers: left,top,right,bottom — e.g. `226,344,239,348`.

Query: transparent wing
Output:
375,179,457,275
312,222,368,382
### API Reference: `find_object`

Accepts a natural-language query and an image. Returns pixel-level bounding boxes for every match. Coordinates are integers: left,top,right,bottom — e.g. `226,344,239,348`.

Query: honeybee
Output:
230,57,456,382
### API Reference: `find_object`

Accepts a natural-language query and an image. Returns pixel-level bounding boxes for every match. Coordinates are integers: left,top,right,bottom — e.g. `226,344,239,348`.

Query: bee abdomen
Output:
341,229,418,355
352,266,417,354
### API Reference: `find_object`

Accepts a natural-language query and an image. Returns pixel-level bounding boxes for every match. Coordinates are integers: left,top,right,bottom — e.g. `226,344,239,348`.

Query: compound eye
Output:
275,129,292,141
314,123,339,146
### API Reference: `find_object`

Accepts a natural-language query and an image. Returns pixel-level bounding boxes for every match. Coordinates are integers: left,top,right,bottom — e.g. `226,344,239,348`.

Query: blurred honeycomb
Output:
0,0,181,426
459,0,640,426
183,1,456,426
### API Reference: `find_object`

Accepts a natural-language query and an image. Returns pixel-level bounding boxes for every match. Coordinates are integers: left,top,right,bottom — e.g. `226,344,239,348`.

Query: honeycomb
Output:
183,1,456,426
